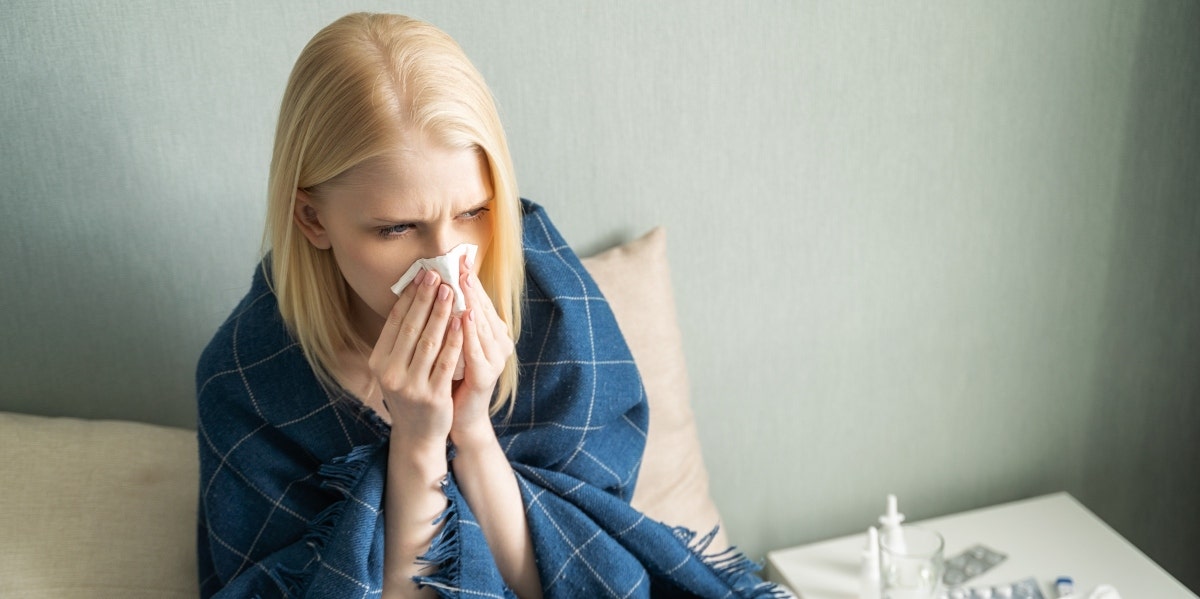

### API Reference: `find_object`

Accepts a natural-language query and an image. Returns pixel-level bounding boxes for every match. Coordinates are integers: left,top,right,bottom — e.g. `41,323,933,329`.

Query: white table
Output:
765,492,1196,599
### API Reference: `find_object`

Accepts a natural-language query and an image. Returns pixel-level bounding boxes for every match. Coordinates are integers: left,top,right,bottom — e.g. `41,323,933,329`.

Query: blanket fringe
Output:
268,442,381,597
673,525,790,599
412,474,463,598
317,442,380,495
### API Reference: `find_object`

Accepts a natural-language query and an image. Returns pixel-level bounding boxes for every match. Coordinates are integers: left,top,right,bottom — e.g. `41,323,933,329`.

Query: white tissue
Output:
389,243,478,381
389,243,478,314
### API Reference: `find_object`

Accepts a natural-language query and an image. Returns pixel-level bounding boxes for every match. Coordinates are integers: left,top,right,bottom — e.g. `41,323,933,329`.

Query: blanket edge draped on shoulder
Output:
195,199,783,598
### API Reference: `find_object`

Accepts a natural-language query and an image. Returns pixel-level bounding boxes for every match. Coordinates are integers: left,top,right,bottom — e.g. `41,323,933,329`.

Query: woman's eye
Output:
378,224,413,238
461,207,490,220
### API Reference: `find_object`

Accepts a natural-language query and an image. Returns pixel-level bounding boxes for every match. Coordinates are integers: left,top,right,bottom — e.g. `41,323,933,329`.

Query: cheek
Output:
333,240,415,316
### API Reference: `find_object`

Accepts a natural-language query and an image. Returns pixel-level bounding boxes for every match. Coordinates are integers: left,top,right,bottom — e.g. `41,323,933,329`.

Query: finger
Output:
461,308,489,373
390,270,442,359
478,304,510,365
482,295,509,342
458,309,496,369
393,267,426,313
371,269,426,370
462,269,496,342
460,252,472,276
471,269,508,338
463,272,513,370
431,315,464,389
408,281,455,376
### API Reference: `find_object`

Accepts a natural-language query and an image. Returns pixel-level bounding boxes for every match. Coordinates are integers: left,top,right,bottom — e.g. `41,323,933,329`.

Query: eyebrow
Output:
368,197,493,224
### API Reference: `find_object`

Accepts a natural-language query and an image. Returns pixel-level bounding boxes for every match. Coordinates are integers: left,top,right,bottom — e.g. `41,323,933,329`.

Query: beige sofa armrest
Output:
0,412,199,598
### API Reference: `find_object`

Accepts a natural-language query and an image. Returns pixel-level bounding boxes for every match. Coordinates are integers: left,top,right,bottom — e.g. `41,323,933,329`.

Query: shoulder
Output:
194,262,383,458
516,198,610,322
519,197,542,216
195,263,294,395
518,198,572,255
194,263,311,438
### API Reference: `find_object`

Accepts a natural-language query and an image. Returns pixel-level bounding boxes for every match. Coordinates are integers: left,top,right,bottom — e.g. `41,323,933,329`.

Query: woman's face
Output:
294,132,494,343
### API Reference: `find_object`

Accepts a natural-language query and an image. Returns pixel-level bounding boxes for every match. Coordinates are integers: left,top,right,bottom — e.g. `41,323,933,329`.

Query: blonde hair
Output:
264,13,523,414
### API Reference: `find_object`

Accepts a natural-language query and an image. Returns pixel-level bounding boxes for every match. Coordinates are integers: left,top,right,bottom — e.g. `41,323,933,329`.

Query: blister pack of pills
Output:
944,544,1008,586
944,577,1045,599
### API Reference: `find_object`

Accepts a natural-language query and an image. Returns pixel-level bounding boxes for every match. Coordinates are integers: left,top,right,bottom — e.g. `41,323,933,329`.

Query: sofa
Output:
0,228,729,598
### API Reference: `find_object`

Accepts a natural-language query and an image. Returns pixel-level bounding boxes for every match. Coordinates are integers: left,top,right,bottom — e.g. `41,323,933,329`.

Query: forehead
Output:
331,139,493,216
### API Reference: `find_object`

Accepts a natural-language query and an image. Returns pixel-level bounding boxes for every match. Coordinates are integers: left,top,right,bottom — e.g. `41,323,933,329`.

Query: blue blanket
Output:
197,200,781,598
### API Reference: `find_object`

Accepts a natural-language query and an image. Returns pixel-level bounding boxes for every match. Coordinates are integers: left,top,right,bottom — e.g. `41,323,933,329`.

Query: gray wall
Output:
2,1,1197,590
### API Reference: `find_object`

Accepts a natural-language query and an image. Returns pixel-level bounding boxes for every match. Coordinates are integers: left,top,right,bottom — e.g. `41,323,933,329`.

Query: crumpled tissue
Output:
389,243,478,380
389,243,478,314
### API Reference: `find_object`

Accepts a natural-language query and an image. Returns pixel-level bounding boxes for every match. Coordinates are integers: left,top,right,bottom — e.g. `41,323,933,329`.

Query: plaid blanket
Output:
197,200,781,598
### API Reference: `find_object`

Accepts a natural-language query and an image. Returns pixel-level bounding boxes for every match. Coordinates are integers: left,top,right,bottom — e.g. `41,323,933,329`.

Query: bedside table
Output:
764,492,1195,599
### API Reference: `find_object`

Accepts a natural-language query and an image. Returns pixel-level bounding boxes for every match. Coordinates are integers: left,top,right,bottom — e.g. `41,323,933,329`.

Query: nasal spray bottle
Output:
863,495,907,599
879,493,907,554
860,526,881,599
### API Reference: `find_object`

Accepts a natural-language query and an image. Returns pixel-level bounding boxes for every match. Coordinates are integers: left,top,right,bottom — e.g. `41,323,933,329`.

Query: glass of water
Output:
880,525,945,599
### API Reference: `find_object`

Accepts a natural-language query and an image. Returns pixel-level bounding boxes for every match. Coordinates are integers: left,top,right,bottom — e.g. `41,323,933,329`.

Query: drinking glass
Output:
880,525,945,599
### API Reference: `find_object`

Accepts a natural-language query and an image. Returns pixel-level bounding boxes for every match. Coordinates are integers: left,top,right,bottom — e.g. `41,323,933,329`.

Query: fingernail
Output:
466,253,475,269
464,273,474,289
413,270,426,286
467,308,475,323
438,285,450,301
425,270,438,286
451,317,462,331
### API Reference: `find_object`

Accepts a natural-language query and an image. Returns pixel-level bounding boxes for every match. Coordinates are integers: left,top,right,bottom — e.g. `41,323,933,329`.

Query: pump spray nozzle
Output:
879,494,907,554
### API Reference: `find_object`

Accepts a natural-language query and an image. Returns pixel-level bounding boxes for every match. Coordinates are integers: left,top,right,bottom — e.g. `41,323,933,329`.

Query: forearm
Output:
382,433,449,599
452,429,542,599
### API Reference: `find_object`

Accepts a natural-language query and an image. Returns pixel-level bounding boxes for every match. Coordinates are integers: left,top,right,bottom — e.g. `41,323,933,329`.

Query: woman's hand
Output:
450,257,514,448
369,269,464,450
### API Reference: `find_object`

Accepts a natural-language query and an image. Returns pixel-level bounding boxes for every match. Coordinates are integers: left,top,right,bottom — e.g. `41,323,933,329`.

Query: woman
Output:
196,12,778,599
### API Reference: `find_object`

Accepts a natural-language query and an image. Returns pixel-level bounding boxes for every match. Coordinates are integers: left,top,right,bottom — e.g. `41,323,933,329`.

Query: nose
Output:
428,225,463,257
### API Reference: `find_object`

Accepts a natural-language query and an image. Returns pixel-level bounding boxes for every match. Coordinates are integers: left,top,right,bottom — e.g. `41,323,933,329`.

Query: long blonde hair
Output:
264,13,523,414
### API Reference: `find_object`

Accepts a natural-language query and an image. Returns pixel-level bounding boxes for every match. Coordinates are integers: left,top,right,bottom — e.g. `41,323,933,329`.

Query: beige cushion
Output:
0,411,199,598
582,227,729,551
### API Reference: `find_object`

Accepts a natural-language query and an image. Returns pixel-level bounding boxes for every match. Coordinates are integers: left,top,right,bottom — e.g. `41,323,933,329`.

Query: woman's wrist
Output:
383,423,449,599
389,428,449,468
448,419,498,455
445,415,541,599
